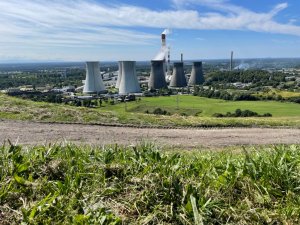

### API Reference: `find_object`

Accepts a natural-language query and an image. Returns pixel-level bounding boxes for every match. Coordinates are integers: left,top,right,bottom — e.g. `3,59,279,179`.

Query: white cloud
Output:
0,0,299,61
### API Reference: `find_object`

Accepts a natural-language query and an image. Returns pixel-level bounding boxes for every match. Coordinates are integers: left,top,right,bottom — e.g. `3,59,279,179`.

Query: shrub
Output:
213,109,272,118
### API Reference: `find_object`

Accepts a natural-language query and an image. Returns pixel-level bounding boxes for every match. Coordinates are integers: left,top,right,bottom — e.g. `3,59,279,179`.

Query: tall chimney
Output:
167,47,171,75
230,51,233,71
181,53,183,62
161,34,166,47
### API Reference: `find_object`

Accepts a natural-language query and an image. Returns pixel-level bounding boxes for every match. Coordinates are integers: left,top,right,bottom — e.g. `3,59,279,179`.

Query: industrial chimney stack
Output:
148,60,167,90
230,51,234,71
83,61,106,94
188,62,205,86
118,61,141,95
161,34,166,48
170,62,187,87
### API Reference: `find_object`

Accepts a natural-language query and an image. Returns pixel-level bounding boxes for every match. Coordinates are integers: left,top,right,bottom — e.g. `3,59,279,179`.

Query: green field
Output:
1,143,300,224
1,94,300,127
104,95,300,117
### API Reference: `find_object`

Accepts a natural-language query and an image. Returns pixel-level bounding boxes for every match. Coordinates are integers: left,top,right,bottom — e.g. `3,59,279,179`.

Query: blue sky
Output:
1,0,300,62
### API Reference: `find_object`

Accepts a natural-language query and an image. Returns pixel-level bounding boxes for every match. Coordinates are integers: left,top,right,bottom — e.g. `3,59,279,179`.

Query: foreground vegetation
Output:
1,94,300,128
1,143,300,224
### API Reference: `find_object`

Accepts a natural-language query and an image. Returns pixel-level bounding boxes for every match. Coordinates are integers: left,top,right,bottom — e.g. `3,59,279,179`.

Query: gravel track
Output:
1,120,300,148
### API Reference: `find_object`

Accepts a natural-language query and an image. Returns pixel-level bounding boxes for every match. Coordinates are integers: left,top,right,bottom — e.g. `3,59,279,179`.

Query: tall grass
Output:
1,143,300,224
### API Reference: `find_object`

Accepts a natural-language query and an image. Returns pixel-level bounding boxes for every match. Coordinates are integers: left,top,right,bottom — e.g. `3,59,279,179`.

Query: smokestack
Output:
83,61,106,94
148,60,167,90
161,34,166,47
167,47,171,75
188,62,205,86
118,61,141,95
116,61,122,88
230,51,233,71
170,62,187,87
181,53,183,62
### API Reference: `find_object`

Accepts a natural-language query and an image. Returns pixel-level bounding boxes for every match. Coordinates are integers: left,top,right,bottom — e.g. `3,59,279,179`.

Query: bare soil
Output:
1,120,300,148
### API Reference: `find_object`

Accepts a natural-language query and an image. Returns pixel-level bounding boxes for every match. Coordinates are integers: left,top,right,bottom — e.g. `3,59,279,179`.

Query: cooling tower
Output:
118,61,141,95
188,62,205,86
83,62,106,94
169,62,187,87
148,60,167,90
116,61,123,88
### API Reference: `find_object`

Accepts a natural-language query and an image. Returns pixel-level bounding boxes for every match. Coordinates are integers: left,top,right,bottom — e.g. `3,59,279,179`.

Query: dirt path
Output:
0,120,299,148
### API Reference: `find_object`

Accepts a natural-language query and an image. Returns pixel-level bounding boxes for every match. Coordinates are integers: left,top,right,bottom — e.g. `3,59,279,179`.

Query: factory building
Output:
148,60,168,90
188,62,205,86
83,62,106,94
169,62,187,87
118,61,141,95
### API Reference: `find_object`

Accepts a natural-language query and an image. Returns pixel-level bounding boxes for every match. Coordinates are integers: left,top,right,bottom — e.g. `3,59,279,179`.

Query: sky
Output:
1,0,300,62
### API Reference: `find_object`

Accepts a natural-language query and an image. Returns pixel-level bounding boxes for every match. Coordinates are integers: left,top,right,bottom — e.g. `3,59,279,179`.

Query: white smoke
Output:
162,28,172,35
153,47,168,60
234,63,250,70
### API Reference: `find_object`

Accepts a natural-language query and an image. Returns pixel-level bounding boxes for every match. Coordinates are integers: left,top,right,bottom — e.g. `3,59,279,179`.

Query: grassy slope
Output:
1,94,300,127
1,144,300,224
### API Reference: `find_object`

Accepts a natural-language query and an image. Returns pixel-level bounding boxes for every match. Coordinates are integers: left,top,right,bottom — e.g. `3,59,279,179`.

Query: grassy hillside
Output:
1,94,300,127
1,143,300,224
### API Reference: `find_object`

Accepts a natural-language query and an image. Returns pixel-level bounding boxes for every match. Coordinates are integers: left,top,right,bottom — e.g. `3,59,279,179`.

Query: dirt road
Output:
0,120,299,148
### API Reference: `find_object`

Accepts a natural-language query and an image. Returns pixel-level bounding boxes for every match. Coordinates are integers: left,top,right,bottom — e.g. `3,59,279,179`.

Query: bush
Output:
213,109,272,118
153,108,169,115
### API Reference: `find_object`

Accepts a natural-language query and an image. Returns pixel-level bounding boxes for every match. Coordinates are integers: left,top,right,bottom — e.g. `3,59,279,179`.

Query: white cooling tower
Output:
118,61,141,95
83,62,106,94
116,61,123,88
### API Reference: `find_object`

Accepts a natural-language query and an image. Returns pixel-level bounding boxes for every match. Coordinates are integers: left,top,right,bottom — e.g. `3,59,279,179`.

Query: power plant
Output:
83,61,106,94
188,62,205,86
118,61,141,95
81,29,207,95
148,60,168,90
169,62,187,88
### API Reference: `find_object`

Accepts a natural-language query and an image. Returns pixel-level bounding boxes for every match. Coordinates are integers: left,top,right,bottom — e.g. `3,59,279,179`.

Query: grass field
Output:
1,94,300,127
104,95,300,117
1,143,300,224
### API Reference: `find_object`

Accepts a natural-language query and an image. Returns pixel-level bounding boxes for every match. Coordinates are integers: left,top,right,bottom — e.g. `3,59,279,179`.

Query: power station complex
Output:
83,30,205,94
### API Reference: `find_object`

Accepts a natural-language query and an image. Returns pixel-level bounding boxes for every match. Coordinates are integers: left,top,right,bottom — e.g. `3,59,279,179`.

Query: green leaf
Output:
190,195,204,225
17,162,30,173
13,173,26,185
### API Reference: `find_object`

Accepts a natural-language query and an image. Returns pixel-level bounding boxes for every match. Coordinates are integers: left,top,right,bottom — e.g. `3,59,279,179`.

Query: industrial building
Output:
169,62,187,87
188,62,205,86
118,61,141,95
83,62,106,94
148,60,168,90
